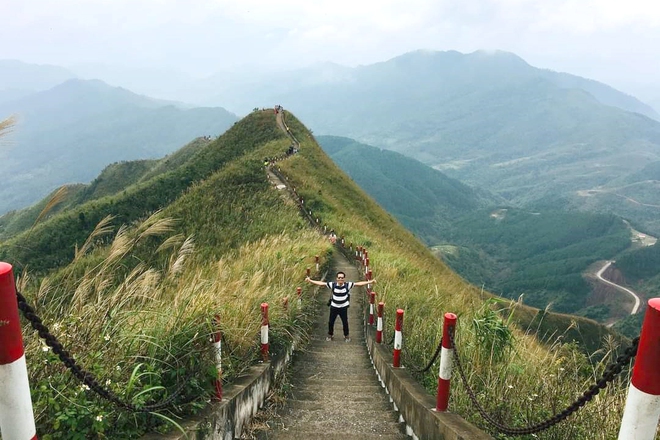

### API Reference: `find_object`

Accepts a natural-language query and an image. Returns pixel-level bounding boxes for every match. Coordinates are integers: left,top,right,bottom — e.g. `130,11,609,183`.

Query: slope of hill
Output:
5,110,631,439
318,135,501,244
0,79,237,213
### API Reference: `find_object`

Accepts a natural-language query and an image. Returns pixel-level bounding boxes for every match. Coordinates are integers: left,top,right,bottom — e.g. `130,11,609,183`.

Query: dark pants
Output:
328,306,349,337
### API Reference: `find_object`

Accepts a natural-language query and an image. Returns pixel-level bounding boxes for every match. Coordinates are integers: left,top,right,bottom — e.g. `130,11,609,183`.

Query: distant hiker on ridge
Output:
305,272,376,342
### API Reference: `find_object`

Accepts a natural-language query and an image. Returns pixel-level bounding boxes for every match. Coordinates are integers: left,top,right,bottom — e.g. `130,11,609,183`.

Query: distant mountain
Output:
199,62,354,114
0,79,237,213
0,59,77,89
0,59,77,98
651,97,660,115
539,70,659,120
267,50,660,234
69,62,196,104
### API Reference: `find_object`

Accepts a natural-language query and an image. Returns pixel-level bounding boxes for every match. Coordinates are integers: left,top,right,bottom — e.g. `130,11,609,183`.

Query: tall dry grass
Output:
19,212,331,437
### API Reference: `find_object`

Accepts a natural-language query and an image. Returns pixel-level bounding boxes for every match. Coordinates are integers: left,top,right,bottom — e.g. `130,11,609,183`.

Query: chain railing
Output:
16,291,201,412
450,327,640,436
404,337,443,374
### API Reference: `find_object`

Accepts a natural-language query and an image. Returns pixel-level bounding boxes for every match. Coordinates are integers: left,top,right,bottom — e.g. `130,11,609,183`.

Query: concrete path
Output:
257,252,407,439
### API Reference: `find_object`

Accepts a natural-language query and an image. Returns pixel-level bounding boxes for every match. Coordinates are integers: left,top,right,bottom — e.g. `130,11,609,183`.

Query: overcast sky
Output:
2,0,660,98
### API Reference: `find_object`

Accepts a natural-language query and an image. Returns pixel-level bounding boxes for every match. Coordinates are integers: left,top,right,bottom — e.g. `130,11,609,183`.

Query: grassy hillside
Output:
6,111,637,439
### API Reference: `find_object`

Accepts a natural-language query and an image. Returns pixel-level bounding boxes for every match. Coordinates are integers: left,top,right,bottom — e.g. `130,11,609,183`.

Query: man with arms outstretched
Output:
305,272,376,342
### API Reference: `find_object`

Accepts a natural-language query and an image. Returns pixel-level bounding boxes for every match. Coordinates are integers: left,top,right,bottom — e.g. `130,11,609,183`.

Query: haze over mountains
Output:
3,49,660,238
268,51,660,235
0,65,237,213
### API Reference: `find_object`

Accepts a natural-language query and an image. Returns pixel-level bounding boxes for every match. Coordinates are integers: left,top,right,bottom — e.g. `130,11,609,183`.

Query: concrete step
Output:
272,416,405,436
285,398,396,413
290,371,377,382
289,385,389,402
306,342,368,351
291,359,373,369
290,365,374,377
292,377,379,387
257,431,408,440
293,358,373,369
280,406,399,422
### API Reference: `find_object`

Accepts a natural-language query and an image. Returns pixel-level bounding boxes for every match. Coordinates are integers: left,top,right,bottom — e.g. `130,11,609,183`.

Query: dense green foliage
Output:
615,243,660,281
318,135,500,244
320,135,632,316
442,209,629,312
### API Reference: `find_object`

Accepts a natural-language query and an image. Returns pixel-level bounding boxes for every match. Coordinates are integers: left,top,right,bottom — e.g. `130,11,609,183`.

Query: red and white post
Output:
297,287,302,308
212,315,223,401
0,262,38,440
376,302,384,344
369,292,376,326
315,255,319,272
365,257,370,276
261,303,269,362
618,298,660,440
436,312,457,412
367,270,373,291
393,309,404,368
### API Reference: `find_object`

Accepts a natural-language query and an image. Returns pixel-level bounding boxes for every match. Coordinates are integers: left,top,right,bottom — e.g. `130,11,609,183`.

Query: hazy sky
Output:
3,0,660,97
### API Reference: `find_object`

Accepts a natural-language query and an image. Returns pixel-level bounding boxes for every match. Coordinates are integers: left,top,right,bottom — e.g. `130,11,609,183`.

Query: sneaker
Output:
344,337,351,342
326,335,333,341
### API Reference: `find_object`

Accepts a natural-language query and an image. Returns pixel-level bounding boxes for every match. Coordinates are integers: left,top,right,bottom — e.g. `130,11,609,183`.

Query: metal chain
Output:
450,327,639,436
17,291,202,412
405,337,443,374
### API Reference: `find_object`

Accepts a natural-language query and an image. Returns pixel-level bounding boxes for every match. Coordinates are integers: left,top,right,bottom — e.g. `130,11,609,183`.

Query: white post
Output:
618,298,660,440
0,262,38,440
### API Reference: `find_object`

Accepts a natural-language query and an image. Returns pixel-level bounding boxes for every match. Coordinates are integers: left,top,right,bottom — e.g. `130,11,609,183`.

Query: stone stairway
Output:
257,253,408,440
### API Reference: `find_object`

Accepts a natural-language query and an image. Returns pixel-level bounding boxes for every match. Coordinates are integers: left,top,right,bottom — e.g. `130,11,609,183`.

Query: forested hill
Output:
318,135,502,244
319,135,631,319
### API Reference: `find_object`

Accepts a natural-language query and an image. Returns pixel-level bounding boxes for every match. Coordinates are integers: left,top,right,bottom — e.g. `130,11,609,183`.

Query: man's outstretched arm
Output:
353,279,376,287
305,276,327,286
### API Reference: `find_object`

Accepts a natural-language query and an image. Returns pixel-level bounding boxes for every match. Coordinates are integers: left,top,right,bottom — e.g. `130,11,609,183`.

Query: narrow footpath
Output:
257,252,407,440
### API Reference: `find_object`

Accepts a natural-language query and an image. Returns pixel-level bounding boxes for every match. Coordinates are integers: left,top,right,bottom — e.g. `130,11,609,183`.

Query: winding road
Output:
596,261,641,315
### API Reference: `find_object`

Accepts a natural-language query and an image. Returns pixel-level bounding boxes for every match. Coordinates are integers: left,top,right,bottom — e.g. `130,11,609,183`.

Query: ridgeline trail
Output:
256,252,407,439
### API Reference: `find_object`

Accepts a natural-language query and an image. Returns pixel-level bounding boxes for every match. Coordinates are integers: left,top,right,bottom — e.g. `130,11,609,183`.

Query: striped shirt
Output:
326,281,355,308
